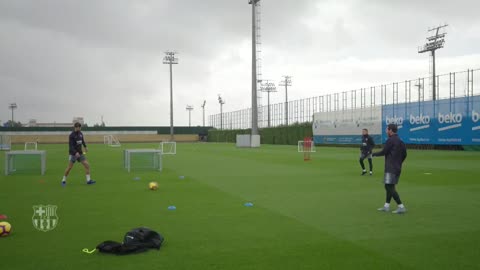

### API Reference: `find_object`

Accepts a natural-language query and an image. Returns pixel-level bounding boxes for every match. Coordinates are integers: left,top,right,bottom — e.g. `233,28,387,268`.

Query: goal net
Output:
124,149,162,172
159,141,176,155
104,135,121,147
0,135,11,150
5,150,46,175
25,142,38,151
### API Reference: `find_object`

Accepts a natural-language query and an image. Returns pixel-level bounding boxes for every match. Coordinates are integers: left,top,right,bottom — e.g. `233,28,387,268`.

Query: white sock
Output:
363,169,366,172
62,176,66,182
398,204,405,208
384,203,390,208
86,174,91,181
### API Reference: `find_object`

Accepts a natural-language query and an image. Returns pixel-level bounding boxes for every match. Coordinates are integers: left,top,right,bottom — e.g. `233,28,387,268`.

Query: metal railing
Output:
209,69,478,129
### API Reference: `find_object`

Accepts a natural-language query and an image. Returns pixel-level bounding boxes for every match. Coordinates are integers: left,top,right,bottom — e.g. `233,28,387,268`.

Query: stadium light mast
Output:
279,76,292,125
418,24,447,101
249,0,260,135
201,100,206,127
163,51,178,141
260,80,277,127
218,95,225,130
186,105,194,127
8,103,17,127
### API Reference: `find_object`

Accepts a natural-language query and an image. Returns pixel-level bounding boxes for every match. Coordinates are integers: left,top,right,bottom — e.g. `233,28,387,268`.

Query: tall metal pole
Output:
201,100,206,127
186,105,194,127
260,80,276,128
8,103,17,127
418,24,447,101
432,50,436,101
285,84,287,125
218,95,225,130
249,0,259,135
279,76,292,126
170,63,174,136
163,51,178,141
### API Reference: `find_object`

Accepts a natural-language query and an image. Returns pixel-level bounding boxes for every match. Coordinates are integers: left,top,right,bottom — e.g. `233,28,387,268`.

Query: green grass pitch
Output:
1,143,480,270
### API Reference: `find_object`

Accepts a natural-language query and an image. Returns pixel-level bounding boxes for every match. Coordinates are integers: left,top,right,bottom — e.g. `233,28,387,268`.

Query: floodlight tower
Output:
186,105,194,127
8,103,17,127
279,76,292,125
163,51,179,141
201,100,206,127
218,95,226,130
249,0,261,135
260,80,277,127
418,24,447,101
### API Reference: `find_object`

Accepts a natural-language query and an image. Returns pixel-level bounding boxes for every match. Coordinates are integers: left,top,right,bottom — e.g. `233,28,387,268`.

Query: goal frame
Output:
24,141,38,151
0,135,11,151
159,141,176,155
123,149,163,173
5,150,46,175
104,135,121,147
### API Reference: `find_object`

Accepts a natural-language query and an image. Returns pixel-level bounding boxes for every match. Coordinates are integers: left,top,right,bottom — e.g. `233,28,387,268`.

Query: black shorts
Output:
69,154,86,163
360,152,372,159
384,172,400,185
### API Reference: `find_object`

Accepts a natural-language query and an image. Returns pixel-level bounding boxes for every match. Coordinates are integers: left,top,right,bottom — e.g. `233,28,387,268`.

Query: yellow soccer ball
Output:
149,181,159,191
0,221,12,237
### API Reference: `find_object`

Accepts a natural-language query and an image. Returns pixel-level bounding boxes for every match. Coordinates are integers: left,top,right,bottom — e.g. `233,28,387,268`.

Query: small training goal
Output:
104,135,121,147
0,135,11,150
159,141,176,155
298,137,315,161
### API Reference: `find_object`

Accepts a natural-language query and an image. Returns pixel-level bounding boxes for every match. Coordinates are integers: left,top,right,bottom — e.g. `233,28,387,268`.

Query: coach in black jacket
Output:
372,124,407,214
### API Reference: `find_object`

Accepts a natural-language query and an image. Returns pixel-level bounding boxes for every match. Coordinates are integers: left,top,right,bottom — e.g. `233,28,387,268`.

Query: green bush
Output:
207,122,313,145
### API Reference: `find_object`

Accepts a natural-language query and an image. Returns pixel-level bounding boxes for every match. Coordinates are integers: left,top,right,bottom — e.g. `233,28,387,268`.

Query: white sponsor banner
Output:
313,106,382,136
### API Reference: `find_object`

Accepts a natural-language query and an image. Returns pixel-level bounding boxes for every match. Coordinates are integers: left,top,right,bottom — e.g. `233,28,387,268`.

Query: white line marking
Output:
472,126,480,131
410,125,430,132
438,123,462,132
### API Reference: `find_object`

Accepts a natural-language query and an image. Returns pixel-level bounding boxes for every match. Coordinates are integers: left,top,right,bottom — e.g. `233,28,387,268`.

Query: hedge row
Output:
207,123,313,145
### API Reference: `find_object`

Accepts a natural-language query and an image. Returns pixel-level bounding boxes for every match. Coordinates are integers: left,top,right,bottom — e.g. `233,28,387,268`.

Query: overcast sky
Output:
1,0,479,126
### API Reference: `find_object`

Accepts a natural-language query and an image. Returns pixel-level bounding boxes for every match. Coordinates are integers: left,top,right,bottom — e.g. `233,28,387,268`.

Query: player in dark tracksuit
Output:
372,124,407,214
359,129,375,175
61,122,96,185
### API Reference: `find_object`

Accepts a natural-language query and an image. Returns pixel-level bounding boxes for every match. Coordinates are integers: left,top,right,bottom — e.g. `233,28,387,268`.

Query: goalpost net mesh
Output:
0,135,11,150
160,142,176,155
124,150,162,172
5,151,46,175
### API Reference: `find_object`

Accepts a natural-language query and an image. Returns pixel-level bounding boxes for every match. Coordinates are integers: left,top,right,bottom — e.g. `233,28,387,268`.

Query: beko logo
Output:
472,110,479,123
408,113,431,132
438,112,462,132
438,112,462,124
472,110,480,131
386,116,403,125
410,114,430,125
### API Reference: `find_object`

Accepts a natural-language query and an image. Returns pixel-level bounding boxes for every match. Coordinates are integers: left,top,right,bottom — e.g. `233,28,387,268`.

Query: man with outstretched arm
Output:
372,124,407,214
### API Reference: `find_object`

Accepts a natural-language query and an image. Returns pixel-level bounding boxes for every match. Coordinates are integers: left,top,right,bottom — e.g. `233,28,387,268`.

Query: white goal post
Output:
25,142,38,151
5,150,46,175
0,135,11,150
123,149,162,173
159,141,176,155
103,135,121,147
298,140,316,153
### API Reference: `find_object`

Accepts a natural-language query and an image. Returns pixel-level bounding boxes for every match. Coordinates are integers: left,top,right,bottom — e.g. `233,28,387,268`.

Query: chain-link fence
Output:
209,69,478,130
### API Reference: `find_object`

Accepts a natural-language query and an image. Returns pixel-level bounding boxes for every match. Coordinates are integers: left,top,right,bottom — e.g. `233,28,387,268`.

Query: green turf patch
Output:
1,143,479,270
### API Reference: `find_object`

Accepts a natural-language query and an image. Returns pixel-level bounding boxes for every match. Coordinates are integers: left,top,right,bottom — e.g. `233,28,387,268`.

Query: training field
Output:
1,143,479,270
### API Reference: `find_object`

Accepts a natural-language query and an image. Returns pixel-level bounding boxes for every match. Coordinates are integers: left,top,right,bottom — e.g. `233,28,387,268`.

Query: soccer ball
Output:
0,221,12,237
149,181,159,191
